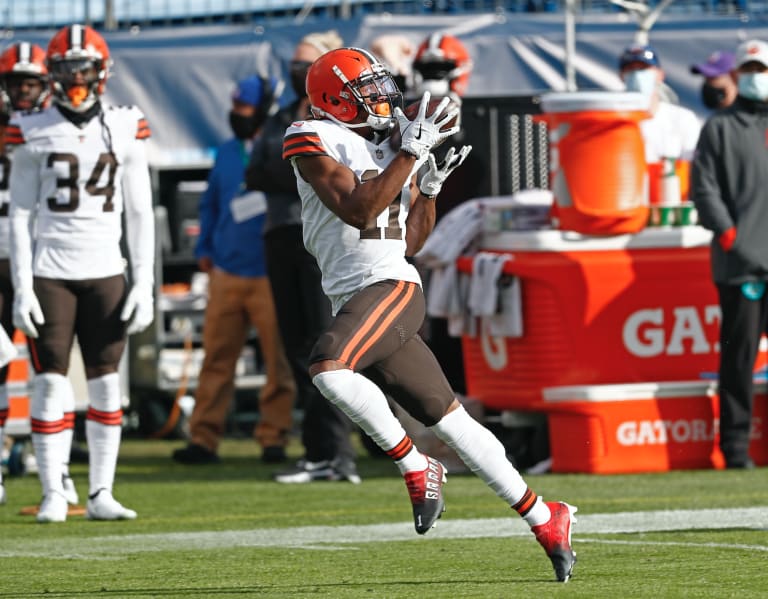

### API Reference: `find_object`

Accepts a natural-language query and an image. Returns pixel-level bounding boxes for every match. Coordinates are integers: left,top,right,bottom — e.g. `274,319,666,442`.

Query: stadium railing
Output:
2,0,767,31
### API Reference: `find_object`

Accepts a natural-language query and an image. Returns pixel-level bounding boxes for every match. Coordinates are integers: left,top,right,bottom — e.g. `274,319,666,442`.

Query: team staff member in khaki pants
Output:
173,76,295,465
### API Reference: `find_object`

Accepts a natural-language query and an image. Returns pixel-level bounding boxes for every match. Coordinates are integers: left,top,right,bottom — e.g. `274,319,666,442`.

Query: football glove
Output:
394,91,461,160
418,145,473,198
13,287,44,339
121,283,155,335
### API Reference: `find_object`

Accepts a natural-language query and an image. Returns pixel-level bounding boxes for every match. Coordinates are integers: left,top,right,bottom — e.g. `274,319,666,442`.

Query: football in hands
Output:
389,96,460,151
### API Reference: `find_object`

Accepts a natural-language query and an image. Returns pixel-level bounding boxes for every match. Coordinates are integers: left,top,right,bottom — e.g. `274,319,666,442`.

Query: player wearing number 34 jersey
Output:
5,24,154,524
7,103,151,278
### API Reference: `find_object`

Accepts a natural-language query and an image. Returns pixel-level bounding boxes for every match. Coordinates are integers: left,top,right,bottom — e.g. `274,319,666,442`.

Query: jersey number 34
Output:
47,151,118,213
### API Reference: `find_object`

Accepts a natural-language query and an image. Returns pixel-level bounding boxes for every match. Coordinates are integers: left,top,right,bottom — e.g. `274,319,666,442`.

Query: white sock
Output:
312,369,412,455
523,498,552,527
86,373,122,497
30,373,69,497
395,447,429,474
60,426,73,479
60,379,75,478
0,384,7,485
430,405,550,525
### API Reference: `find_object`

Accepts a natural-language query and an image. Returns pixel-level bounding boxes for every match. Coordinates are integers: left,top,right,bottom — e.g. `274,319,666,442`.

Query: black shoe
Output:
273,458,362,484
261,446,287,464
172,443,220,464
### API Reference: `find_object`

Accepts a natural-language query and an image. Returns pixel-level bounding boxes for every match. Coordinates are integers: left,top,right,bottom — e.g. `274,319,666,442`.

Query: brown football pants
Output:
190,268,295,451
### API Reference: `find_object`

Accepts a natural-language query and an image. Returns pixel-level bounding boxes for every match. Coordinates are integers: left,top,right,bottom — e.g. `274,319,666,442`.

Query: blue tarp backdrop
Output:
4,12,768,167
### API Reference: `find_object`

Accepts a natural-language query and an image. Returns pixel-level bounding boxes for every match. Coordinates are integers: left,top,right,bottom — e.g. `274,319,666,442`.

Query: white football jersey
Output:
6,104,152,279
283,119,421,315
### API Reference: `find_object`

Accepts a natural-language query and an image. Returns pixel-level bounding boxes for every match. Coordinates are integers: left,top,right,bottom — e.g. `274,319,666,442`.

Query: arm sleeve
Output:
122,129,155,288
8,143,39,291
690,120,733,236
194,154,219,260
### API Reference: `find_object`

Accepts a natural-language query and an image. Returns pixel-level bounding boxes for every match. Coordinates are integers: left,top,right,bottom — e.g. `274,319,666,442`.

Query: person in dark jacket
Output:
690,39,768,469
245,31,361,483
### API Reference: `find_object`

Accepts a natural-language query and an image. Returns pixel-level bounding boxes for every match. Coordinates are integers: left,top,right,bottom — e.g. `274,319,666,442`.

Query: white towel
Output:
448,273,473,337
426,264,458,318
485,275,523,338
468,252,508,316
415,201,484,267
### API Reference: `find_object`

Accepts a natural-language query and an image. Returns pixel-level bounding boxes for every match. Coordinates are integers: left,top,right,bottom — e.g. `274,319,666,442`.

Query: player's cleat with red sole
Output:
404,456,447,534
531,501,578,582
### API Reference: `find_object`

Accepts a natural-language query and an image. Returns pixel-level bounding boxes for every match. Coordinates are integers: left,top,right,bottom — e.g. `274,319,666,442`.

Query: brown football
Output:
389,96,460,150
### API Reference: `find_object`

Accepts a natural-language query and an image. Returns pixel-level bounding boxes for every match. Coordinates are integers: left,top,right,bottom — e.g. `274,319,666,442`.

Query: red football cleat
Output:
531,501,578,582
404,456,447,534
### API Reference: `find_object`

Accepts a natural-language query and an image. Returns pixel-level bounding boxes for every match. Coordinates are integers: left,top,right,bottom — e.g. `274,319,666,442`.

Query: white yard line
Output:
577,538,768,552
1,507,766,560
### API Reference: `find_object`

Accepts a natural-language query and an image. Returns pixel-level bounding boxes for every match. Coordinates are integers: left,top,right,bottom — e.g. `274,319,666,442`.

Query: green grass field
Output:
1,437,766,598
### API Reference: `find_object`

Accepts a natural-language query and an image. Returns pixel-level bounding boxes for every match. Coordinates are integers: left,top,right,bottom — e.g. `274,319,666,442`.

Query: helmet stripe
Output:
70,24,83,52
428,34,443,53
18,42,30,65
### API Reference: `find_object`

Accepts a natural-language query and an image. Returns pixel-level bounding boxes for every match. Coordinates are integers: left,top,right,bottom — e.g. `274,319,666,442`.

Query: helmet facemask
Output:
49,57,105,112
413,59,471,99
324,62,403,132
1,73,49,112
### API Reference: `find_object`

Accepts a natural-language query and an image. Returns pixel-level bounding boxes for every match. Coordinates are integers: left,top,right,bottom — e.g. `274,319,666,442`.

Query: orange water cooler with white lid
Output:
536,91,651,235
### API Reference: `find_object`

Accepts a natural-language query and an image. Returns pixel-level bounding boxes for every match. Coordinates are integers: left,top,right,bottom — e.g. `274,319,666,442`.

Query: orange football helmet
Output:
0,42,49,112
413,34,473,98
46,24,111,112
306,47,402,131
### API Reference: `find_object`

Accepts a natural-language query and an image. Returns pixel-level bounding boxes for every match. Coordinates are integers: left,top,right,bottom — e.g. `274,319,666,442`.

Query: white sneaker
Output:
0,483,6,505
86,489,137,521
62,474,79,505
37,491,68,523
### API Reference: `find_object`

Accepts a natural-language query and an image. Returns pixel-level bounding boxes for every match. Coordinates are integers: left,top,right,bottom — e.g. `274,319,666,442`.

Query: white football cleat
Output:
37,491,68,523
0,482,6,505
62,474,79,505
86,489,137,521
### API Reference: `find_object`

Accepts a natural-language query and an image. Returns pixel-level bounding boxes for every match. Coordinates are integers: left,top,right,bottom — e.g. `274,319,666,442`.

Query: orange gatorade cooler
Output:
543,381,768,474
536,91,651,235
457,227,728,412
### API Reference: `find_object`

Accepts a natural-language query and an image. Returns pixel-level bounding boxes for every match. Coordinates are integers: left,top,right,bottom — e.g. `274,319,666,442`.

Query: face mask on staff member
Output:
737,71,768,101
